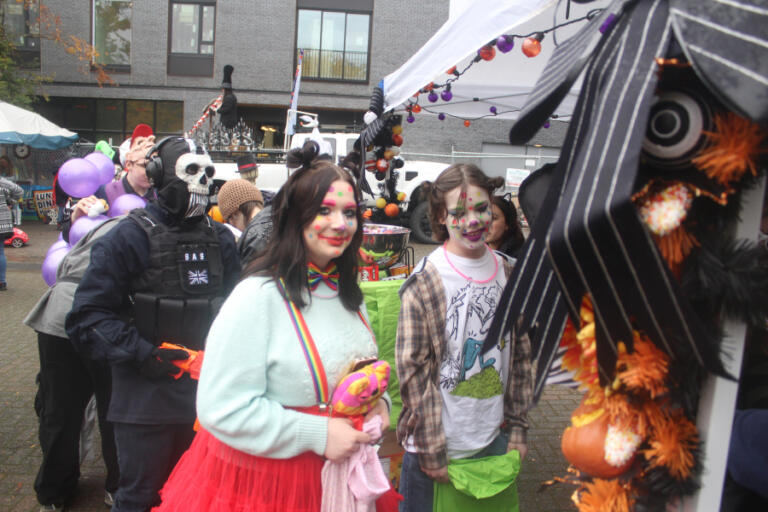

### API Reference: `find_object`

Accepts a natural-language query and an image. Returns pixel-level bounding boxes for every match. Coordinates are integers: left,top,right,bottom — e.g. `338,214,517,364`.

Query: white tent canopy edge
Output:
380,0,611,121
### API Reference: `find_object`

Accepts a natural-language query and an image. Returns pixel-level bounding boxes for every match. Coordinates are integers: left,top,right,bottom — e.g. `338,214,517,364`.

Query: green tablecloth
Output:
361,279,405,423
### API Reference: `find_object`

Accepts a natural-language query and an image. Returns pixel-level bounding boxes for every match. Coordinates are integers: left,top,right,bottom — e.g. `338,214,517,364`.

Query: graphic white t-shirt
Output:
431,246,510,459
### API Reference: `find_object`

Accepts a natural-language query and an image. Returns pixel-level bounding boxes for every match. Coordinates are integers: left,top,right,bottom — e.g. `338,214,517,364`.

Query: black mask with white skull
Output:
152,139,216,221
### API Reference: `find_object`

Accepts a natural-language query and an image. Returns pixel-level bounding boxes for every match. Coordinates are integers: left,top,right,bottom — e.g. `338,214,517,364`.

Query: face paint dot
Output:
328,185,335,192
307,233,313,239
338,191,343,197
314,224,321,230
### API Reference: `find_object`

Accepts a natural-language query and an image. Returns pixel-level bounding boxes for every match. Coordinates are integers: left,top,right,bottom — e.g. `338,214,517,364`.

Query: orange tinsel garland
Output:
692,111,767,187
652,226,699,277
642,411,699,480
616,336,669,399
575,478,635,512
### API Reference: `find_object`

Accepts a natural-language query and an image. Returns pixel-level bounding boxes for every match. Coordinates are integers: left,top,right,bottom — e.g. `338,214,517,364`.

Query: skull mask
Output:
152,138,217,221
174,151,216,217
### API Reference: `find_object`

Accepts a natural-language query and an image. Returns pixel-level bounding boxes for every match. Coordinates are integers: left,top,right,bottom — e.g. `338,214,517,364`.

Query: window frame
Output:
1,0,41,69
91,0,133,72
294,7,372,84
167,0,216,77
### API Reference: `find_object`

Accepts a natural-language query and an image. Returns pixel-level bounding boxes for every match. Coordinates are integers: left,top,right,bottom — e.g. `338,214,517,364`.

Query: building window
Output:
34,97,184,145
168,1,215,77
1,0,40,69
296,8,371,82
92,0,132,69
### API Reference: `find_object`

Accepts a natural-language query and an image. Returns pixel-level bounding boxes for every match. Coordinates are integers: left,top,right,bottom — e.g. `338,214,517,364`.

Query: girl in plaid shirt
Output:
396,164,532,512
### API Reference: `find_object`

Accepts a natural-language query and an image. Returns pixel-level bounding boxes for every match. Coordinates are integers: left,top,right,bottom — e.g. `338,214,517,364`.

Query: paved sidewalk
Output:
0,221,582,511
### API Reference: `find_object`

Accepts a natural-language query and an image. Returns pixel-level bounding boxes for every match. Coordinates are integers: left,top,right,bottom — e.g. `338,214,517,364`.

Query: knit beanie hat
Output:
218,178,263,220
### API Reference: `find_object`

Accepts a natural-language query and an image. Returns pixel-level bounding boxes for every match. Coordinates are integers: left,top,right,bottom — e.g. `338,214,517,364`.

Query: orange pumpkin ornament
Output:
561,393,639,479
384,203,400,218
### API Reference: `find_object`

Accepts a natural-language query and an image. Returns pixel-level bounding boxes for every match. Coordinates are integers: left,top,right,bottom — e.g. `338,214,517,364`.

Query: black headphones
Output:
144,136,181,188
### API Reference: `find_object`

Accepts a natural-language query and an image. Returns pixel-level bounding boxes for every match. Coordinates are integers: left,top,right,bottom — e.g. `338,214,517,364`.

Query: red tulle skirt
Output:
152,428,324,512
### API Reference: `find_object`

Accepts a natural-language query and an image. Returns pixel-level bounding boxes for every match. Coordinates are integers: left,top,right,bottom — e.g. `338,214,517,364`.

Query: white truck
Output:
212,131,447,243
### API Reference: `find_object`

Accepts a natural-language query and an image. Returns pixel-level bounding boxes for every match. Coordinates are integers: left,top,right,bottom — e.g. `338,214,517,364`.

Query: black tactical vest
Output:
126,209,225,350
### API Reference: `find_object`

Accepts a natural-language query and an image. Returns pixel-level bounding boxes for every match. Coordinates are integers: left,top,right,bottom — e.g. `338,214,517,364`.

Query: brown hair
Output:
424,163,504,242
491,195,525,255
242,141,364,311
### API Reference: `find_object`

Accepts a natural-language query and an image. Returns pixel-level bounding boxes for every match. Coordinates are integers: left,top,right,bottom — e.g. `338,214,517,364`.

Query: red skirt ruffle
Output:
152,428,324,512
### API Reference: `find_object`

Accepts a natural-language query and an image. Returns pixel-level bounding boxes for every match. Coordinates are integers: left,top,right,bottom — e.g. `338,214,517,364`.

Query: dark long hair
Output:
491,195,525,256
424,163,505,242
243,141,364,311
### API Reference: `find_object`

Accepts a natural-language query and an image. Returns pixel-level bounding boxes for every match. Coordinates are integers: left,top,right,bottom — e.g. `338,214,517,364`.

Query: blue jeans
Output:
398,432,509,512
0,242,6,283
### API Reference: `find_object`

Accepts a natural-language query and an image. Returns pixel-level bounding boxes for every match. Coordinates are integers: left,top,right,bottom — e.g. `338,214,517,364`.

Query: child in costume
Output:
395,164,532,512
485,195,525,258
152,141,390,512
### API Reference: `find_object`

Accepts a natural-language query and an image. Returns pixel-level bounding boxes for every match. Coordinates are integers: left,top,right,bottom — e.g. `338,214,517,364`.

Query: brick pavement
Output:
1,221,583,511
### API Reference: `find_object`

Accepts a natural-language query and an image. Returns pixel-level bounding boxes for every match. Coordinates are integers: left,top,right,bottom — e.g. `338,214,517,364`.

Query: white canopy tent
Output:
380,0,611,121
0,100,78,149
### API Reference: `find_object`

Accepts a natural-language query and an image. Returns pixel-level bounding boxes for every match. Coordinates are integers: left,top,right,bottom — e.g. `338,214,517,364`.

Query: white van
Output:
212,131,447,243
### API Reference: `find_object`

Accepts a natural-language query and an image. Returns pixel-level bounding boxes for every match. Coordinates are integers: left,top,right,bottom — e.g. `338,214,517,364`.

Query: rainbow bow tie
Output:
307,263,340,291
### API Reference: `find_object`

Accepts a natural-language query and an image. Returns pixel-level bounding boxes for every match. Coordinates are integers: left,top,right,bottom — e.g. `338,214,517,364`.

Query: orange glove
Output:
158,342,204,380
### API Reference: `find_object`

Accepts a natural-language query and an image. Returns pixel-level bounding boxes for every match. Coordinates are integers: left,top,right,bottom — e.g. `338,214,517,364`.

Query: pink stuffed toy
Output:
331,360,390,416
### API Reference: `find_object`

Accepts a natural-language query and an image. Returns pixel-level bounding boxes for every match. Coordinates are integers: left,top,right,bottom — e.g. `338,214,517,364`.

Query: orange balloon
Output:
384,203,400,218
412,104,422,114
209,205,224,223
363,208,373,219
464,120,471,127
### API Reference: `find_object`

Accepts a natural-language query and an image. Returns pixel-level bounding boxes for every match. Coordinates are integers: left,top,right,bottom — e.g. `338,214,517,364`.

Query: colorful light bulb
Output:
496,35,514,53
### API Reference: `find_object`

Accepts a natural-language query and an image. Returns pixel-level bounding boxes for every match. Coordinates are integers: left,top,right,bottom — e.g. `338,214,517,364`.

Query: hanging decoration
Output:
393,8,603,127
354,87,409,223
482,0,768,509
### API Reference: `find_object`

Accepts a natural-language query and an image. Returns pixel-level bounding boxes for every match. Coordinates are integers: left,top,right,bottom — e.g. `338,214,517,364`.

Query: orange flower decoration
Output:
560,297,601,392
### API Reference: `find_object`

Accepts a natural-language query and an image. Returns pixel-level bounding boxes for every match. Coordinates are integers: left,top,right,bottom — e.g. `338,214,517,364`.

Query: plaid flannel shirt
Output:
395,256,533,470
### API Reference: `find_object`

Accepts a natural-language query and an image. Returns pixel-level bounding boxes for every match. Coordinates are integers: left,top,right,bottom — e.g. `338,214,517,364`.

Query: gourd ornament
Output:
561,393,639,479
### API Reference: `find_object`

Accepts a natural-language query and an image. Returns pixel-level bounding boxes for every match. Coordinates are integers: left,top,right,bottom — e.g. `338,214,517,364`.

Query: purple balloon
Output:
69,215,109,247
41,246,69,287
58,158,100,199
108,194,147,218
46,239,70,257
85,152,116,186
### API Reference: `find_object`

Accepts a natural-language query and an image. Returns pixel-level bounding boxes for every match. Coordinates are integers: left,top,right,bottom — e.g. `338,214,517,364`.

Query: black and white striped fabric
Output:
485,0,768,401
669,0,768,125
509,0,630,145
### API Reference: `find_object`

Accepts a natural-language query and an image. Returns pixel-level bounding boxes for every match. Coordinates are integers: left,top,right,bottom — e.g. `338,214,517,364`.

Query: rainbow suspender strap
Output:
277,278,376,407
278,278,329,405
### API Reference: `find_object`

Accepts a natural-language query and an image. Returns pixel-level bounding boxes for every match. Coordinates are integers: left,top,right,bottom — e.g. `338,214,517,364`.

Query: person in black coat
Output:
66,137,241,512
215,64,237,129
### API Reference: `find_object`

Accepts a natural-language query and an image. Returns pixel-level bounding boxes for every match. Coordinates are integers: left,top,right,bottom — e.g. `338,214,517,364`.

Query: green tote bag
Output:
433,450,521,512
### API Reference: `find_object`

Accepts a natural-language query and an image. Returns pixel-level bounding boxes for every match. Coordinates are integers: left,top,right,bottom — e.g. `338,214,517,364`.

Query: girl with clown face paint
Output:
152,141,390,512
395,164,532,512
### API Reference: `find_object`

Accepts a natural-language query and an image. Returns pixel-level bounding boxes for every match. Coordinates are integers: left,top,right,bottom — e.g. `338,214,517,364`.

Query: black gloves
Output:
139,347,189,380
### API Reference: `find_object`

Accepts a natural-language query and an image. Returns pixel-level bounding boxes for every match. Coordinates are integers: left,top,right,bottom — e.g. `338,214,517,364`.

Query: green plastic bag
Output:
433,451,521,512
360,280,404,423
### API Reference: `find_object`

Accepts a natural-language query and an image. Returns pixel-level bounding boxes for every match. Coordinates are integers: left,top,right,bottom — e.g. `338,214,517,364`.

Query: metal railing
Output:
299,48,367,81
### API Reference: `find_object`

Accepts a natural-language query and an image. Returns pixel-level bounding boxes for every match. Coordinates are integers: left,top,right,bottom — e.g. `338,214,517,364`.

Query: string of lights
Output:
401,8,604,127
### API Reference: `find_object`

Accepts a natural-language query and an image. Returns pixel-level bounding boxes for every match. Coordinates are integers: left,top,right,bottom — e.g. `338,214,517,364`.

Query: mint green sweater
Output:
197,276,378,459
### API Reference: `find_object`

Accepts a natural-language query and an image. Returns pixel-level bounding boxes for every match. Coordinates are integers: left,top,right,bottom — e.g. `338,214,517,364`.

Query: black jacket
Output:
66,202,240,424
218,92,238,129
